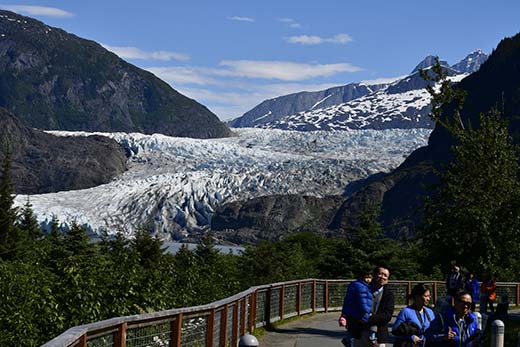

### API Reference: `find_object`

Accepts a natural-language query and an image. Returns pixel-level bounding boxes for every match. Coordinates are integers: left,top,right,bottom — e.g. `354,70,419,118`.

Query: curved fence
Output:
42,279,520,347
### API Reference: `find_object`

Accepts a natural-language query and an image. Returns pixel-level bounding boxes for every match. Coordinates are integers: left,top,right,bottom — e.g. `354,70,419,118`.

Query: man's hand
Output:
339,316,347,328
444,327,456,340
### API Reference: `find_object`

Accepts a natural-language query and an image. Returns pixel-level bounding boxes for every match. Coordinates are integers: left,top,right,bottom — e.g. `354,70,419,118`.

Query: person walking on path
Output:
464,272,480,312
446,265,463,301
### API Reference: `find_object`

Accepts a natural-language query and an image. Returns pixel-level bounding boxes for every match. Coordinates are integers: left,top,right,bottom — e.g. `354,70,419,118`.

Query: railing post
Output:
240,298,246,336
407,282,412,306
206,309,215,347
232,303,239,347
79,335,86,347
219,305,228,347
279,285,285,320
249,292,257,332
312,280,316,312
170,314,182,347
517,284,520,306
433,281,438,304
324,280,329,312
266,288,272,325
113,322,126,347
297,281,302,316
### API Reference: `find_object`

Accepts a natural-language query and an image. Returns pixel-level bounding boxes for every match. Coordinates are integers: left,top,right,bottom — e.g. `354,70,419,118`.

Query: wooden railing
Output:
41,279,520,347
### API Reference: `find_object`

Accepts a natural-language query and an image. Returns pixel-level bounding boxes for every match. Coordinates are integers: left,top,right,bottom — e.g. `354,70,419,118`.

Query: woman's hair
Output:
410,283,430,298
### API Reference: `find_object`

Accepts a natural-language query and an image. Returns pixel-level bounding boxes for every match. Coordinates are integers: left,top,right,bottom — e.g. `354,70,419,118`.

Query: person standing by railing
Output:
464,272,480,312
340,265,394,347
480,273,497,314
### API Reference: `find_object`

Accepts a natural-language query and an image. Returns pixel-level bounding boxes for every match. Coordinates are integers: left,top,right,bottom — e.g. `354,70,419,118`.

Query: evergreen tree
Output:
421,110,520,277
0,144,20,260
17,198,42,240
419,60,520,278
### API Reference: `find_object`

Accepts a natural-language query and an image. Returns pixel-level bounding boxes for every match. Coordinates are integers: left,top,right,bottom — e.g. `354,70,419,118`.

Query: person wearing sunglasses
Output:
426,290,481,346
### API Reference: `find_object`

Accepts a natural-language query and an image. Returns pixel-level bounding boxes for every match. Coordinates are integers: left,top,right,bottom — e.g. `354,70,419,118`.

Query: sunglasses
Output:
457,301,472,307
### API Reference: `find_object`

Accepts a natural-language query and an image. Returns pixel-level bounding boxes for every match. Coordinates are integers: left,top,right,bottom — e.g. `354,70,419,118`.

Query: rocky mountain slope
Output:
333,34,520,239
229,82,389,128
0,10,231,139
0,109,127,194
230,51,488,131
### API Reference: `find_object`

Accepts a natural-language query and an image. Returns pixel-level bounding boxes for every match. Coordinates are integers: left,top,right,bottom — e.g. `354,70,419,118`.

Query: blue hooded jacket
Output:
425,307,480,346
341,279,372,322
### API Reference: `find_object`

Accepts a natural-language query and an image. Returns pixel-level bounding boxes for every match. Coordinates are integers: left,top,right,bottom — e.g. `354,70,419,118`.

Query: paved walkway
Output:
258,312,348,347
258,309,520,347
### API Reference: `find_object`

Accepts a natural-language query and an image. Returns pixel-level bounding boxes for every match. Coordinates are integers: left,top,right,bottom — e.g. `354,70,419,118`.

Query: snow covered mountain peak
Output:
230,50,487,132
410,55,450,74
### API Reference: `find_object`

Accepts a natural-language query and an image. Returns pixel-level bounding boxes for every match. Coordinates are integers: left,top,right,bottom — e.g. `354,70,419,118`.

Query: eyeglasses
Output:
458,301,472,307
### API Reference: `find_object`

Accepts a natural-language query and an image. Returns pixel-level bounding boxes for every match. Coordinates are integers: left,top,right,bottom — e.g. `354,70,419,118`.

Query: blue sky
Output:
1,1,519,121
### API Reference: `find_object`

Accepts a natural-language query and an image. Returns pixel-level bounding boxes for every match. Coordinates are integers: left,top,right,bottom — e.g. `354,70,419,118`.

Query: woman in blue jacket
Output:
392,283,435,346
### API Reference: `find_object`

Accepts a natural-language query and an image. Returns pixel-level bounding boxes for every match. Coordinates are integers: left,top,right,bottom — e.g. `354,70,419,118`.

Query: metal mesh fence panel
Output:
213,309,222,347
255,290,267,326
496,284,516,303
315,282,325,310
225,304,235,346
181,316,207,347
328,282,347,309
301,282,313,311
126,322,171,347
283,285,297,317
388,282,409,306
87,335,113,347
270,288,281,321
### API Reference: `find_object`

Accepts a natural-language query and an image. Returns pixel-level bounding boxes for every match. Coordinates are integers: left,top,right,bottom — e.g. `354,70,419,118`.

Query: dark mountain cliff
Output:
211,194,344,243
0,108,127,194
0,10,232,139
334,32,520,239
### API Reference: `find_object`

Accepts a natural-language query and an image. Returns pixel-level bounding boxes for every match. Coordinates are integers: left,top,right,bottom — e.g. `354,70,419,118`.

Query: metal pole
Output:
474,312,482,330
491,320,504,347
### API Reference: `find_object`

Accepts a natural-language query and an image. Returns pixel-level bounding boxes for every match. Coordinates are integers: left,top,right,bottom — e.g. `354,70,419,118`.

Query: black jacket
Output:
367,285,395,343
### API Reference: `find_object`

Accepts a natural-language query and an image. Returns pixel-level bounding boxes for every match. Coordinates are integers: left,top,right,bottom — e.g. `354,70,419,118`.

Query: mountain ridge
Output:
0,10,232,139
230,51,488,131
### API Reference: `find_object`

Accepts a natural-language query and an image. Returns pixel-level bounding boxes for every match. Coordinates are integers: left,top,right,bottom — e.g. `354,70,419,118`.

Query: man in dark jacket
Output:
365,266,395,346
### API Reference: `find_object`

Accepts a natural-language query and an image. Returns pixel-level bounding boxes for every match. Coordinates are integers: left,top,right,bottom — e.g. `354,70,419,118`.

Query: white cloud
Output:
174,80,350,121
285,33,353,45
147,66,219,86
0,5,73,18
277,17,302,29
102,44,190,62
217,60,361,81
227,16,255,22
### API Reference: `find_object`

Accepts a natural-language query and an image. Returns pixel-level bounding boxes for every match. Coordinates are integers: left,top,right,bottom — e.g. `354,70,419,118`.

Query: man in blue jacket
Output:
427,290,481,346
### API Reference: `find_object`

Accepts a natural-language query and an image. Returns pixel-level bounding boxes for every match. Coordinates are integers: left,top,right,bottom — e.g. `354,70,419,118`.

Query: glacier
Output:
13,127,432,240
